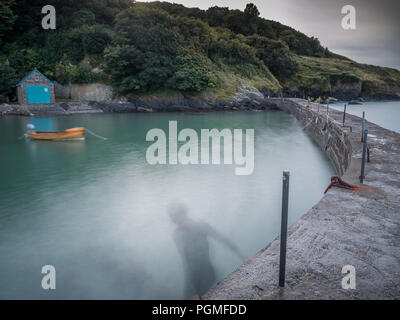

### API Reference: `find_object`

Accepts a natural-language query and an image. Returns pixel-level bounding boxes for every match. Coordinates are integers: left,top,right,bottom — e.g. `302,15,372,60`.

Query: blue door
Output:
26,86,51,104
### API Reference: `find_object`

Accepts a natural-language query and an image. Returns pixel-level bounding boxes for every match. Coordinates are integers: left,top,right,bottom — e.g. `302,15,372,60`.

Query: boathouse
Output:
16,68,55,104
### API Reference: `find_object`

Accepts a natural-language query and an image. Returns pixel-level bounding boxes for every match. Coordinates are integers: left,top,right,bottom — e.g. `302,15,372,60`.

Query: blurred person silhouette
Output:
168,203,247,299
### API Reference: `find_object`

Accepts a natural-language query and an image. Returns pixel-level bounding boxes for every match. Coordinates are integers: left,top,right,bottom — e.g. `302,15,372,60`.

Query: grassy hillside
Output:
288,55,400,98
0,0,399,102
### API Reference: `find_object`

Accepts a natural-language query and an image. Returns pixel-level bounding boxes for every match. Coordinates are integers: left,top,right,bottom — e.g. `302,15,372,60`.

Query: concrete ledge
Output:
0,102,104,116
204,98,400,300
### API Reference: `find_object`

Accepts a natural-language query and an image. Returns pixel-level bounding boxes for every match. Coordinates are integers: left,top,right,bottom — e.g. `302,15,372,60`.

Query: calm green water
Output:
331,100,400,133
0,112,334,299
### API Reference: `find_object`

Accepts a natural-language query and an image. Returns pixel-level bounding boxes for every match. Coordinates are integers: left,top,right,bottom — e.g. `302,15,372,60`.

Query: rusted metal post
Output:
279,171,290,287
343,104,347,126
367,147,370,163
360,129,368,183
361,111,365,142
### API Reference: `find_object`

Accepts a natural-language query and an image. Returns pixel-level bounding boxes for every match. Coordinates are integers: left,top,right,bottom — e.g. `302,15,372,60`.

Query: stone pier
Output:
204,98,400,299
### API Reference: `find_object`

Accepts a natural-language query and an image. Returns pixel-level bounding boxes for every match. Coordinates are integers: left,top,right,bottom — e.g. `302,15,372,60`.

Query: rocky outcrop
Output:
361,81,400,100
0,102,103,116
0,85,280,116
282,80,400,101
0,103,33,116
282,82,362,101
331,82,362,100
3,83,399,116
231,85,266,108
80,85,280,113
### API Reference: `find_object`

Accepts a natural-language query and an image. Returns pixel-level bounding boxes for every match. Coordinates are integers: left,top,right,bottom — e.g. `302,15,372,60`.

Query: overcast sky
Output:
140,0,400,70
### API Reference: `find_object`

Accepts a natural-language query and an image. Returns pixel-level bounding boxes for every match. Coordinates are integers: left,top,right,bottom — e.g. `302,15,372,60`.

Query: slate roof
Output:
16,68,54,86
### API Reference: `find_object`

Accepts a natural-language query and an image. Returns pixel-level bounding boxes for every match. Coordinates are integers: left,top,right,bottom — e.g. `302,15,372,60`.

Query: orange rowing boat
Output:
27,127,85,140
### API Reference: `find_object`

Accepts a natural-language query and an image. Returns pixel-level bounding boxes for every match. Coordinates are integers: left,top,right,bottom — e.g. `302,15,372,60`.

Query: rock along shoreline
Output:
3,84,398,117
0,85,281,116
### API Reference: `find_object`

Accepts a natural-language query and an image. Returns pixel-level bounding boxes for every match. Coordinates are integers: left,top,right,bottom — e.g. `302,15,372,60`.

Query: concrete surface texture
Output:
204,98,400,300
70,83,113,102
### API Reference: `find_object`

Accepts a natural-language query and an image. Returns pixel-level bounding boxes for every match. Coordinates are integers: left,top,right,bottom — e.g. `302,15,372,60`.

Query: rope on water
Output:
85,128,108,140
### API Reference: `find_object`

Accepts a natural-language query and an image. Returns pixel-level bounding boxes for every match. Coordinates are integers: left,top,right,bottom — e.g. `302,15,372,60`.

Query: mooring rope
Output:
85,128,108,140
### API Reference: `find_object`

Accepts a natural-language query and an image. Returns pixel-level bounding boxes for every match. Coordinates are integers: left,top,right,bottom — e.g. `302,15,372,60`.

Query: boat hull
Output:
27,128,85,141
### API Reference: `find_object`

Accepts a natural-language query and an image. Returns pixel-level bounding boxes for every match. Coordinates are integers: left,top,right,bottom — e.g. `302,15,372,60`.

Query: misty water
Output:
331,100,400,133
0,111,334,299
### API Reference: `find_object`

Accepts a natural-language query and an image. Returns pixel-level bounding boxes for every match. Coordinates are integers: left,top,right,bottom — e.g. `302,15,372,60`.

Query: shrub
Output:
54,61,94,84
167,53,217,91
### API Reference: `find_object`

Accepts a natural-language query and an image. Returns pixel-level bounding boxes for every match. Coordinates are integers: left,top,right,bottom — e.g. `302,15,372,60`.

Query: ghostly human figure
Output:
168,203,247,299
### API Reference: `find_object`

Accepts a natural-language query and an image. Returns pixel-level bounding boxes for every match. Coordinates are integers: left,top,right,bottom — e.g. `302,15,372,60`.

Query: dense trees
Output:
0,1,337,100
0,61,18,101
245,35,298,81
104,3,300,94
244,3,260,17
0,0,17,46
104,6,217,92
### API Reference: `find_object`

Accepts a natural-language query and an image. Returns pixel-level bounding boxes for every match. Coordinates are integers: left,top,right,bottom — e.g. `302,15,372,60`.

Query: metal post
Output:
327,101,329,115
343,104,347,126
279,171,290,287
361,112,365,142
360,129,368,183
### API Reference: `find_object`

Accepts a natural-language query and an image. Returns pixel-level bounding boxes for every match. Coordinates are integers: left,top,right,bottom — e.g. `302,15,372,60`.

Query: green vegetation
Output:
0,0,399,102
291,55,400,97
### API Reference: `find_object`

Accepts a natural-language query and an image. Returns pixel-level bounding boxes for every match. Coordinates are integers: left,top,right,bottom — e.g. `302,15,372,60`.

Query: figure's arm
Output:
204,223,248,261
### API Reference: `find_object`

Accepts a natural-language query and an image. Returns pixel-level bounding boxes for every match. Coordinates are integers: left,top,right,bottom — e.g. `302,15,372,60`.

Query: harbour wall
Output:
204,98,400,299
271,99,352,176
